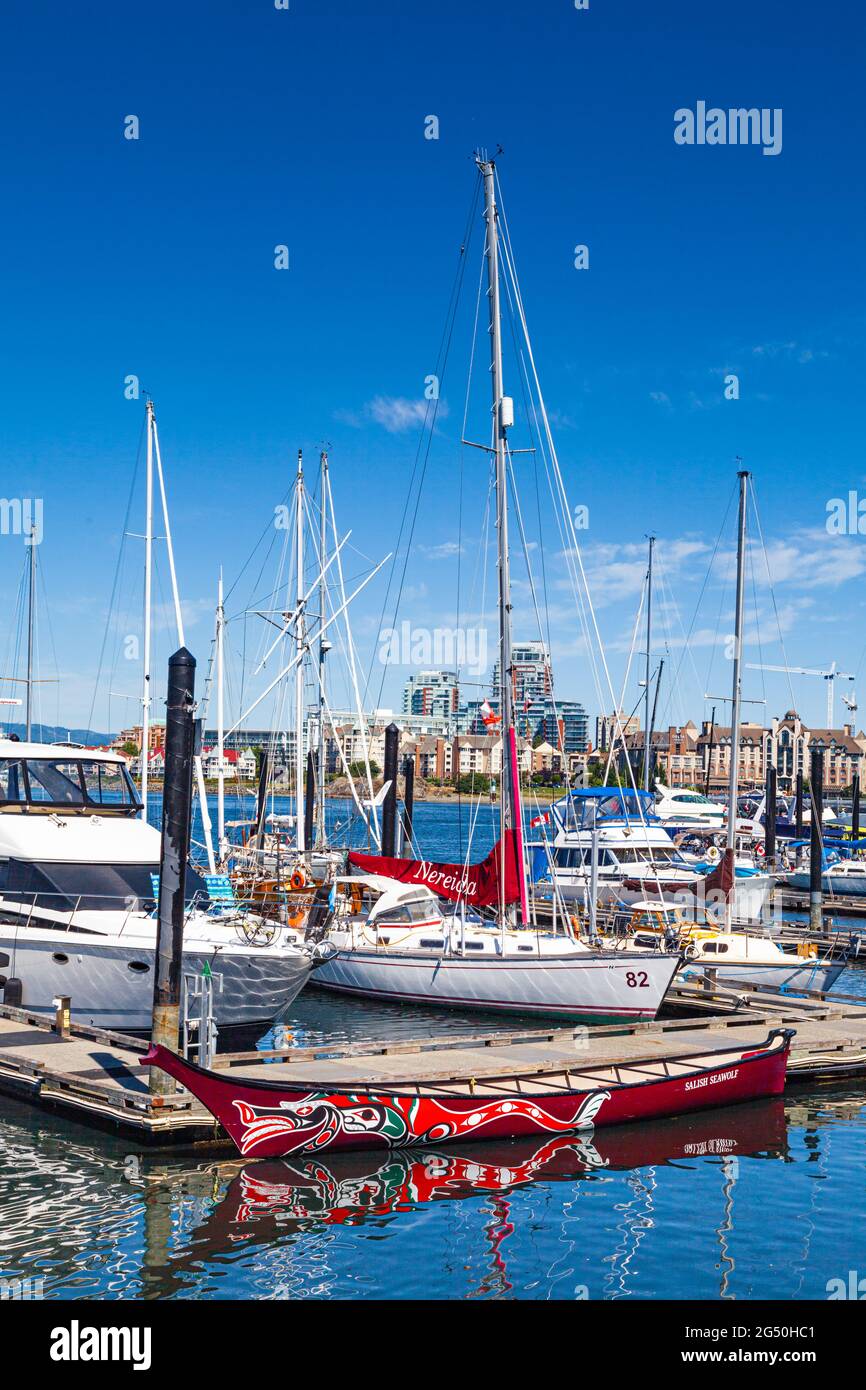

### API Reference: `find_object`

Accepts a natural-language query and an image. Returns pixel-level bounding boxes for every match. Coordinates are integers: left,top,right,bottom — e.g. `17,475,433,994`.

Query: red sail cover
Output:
348,833,520,907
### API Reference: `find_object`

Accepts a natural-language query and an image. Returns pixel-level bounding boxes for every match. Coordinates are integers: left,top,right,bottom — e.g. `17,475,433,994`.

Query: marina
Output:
2,0,864,1335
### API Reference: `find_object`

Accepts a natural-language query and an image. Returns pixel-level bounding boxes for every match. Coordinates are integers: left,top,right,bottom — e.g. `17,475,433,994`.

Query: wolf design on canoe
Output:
230,1089,612,1157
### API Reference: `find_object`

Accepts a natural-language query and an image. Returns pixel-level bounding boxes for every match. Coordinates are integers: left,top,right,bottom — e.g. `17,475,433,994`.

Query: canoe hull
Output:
144,1029,793,1159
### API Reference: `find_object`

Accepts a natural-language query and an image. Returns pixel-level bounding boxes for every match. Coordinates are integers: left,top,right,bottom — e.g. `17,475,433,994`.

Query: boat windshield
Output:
0,757,140,812
556,789,657,830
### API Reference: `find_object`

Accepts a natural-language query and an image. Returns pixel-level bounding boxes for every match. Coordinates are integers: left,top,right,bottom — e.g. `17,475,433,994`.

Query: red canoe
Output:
143,1027,794,1159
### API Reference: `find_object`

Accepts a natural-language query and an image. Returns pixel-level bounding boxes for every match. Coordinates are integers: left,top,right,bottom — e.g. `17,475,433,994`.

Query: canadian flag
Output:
480,699,501,728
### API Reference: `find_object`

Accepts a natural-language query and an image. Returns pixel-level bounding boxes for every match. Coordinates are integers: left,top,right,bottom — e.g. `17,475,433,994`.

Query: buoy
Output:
290,868,306,891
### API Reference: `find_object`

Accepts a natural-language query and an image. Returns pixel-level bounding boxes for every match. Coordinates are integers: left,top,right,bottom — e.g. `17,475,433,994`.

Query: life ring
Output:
286,908,306,929
290,868,307,891
705,845,721,865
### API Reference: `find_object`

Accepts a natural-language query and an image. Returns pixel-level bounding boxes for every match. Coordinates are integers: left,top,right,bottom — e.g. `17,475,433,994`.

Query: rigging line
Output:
495,204,660,838
748,476,798,714
363,171,482,717
86,411,146,734
495,212,609,724
664,479,736,706
223,484,292,606
747,520,766,707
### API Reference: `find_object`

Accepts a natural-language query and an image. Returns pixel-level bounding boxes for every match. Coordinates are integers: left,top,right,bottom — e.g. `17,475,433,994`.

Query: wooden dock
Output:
2,984,866,1147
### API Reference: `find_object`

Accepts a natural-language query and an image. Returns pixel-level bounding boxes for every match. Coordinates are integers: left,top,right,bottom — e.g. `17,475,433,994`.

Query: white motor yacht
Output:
0,740,320,1030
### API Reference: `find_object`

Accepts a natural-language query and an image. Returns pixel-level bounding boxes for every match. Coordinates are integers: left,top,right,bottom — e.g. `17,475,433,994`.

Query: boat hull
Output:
0,929,314,1031
681,958,846,993
143,1029,794,1159
783,871,866,898
311,947,679,1022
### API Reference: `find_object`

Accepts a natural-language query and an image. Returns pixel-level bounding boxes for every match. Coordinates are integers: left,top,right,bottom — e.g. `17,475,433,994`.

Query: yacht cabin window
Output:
0,756,140,811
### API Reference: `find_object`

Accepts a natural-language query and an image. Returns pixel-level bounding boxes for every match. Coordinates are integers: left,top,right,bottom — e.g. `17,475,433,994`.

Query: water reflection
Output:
3,1088,866,1299
135,1100,788,1299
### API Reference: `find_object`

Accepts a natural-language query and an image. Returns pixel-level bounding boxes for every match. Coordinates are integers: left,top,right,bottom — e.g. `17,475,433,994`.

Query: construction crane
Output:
744,660,855,727
842,689,858,717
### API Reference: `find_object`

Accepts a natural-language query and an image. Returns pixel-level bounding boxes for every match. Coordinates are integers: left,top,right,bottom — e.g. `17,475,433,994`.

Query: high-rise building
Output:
492,640,552,706
402,670,460,723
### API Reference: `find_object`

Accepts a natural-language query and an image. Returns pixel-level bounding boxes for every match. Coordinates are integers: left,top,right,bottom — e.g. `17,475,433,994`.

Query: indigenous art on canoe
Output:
230,1089,611,1157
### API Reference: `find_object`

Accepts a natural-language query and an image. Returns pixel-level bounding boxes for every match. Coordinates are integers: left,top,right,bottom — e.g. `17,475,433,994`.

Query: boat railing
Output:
0,886,303,934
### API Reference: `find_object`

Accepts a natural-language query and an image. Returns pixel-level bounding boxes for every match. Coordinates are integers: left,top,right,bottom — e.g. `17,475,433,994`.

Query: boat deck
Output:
2,982,866,1144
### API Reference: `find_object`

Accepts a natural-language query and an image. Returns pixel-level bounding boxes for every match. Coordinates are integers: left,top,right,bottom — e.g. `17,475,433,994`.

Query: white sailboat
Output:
311,154,680,1022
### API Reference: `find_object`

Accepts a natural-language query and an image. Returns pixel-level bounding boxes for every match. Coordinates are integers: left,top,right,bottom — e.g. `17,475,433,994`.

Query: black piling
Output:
402,755,415,857
150,647,196,1095
853,772,860,841
809,747,824,934
795,770,804,864
765,764,777,868
304,750,316,851
381,722,399,858
255,747,269,849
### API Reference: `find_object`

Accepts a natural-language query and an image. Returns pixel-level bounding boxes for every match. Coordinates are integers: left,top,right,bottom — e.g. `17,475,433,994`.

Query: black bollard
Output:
150,647,196,1095
853,772,860,842
381,722,399,858
795,770,804,865
304,750,316,852
255,747,270,849
809,748,824,934
403,755,415,857
765,764,776,869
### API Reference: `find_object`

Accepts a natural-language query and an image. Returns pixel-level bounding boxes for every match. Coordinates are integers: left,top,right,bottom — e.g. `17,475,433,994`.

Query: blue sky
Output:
2,0,865,739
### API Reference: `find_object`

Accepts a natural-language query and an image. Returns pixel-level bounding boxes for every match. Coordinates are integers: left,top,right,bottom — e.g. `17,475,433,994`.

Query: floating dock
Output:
2,982,866,1148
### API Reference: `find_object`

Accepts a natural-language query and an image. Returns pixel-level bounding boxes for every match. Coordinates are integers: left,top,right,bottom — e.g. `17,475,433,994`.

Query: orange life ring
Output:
286,908,306,929
290,868,306,891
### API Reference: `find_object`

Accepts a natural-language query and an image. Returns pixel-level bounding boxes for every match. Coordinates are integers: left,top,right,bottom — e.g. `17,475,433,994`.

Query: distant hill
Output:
0,723,116,746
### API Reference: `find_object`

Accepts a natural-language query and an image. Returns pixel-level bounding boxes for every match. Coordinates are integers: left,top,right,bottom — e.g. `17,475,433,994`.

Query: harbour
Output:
3,0,865,1341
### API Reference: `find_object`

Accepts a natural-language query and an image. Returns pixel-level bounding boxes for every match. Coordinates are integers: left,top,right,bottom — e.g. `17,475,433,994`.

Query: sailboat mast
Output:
216,568,225,856
294,449,306,855
25,523,36,741
479,157,516,829
727,469,749,855
141,400,155,816
479,154,527,924
316,449,329,847
643,535,654,791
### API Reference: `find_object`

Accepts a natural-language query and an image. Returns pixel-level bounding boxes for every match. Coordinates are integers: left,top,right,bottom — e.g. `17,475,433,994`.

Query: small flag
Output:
530,810,550,828
480,699,501,728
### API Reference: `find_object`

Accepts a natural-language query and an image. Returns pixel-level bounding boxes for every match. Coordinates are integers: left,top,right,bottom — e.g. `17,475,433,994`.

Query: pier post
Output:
255,746,269,849
809,748,823,935
382,722,399,857
765,765,776,869
795,770,804,865
304,751,316,852
853,772,860,841
402,755,415,856
150,647,196,1095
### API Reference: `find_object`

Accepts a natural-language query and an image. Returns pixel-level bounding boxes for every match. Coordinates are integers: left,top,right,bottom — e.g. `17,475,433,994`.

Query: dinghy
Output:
144,1027,794,1159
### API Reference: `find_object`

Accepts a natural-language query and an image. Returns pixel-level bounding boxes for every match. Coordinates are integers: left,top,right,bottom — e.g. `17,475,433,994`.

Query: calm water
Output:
1,796,864,1300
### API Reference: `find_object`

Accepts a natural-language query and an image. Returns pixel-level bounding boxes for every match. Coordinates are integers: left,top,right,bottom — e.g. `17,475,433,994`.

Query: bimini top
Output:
550,786,659,832
0,740,140,815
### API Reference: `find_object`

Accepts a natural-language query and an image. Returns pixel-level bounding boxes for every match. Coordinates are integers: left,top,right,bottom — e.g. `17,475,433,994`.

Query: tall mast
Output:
727,469,749,859
643,534,655,791
25,523,36,740
316,450,329,847
294,449,306,855
216,568,225,857
478,153,523,921
141,400,155,815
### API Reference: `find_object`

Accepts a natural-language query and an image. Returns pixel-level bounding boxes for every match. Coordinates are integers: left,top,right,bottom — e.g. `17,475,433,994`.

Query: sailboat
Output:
308,154,680,1022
